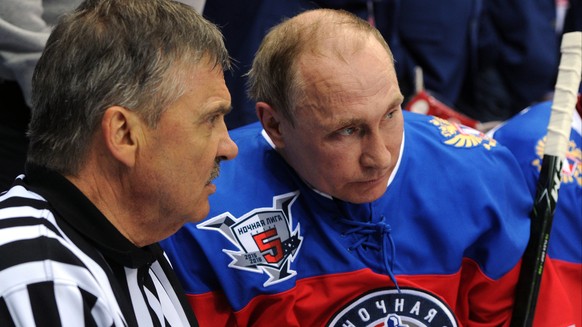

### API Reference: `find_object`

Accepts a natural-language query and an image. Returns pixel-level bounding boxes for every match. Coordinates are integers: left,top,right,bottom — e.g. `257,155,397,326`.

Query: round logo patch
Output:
327,288,459,327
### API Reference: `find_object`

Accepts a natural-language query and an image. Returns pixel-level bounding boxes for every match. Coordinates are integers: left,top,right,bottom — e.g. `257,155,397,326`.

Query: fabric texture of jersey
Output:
0,164,198,326
162,111,573,327
489,100,582,327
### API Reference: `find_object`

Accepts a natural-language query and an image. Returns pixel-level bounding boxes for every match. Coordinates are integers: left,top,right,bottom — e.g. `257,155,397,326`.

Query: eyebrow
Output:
334,117,365,129
393,94,405,107
206,104,233,117
197,104,232,124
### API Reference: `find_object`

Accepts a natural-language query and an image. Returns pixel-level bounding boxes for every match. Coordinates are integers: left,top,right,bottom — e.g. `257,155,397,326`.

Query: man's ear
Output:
101,106,140,167
256,101,285,149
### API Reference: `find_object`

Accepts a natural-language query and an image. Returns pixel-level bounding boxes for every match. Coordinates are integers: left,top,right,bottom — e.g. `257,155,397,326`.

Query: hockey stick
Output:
510,31,582,327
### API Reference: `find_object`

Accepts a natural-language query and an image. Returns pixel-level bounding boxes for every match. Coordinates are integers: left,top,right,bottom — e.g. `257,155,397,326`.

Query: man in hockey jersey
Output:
161,8,574,327
488,97,582,327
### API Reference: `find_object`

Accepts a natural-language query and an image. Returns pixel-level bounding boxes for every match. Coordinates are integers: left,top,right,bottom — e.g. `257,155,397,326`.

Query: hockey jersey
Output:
162,111,574,326
489,100,582,327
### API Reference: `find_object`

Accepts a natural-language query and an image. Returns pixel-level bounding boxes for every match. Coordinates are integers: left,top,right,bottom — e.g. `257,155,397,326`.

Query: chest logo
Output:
327,288,458,327
198,192,302,286
430,117,497,150
533,136,582,186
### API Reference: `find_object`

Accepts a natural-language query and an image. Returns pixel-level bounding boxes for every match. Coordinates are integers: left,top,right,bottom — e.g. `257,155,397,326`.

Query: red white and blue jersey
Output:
162,111,574,327
489,100,582,327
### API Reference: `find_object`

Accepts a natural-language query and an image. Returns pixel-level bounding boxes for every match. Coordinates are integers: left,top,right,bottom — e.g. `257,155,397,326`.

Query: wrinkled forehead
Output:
294,39,399,123
296,34,395,93
302,27,373,60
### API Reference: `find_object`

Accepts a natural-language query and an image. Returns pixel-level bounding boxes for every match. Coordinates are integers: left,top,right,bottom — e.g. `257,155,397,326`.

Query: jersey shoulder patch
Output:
429,117,497,150
533,136,582,186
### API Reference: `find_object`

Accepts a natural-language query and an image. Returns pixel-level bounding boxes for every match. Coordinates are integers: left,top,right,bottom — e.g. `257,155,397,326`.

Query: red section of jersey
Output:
528,255,576,327
186,291,237,326
187,257,575,326
188,260,481,326
187,261,576,327
546,259,581,327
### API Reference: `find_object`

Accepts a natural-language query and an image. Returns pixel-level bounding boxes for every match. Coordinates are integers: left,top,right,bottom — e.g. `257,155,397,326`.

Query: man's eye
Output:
384,111,395,120
208,114,220,125
337,127,357,136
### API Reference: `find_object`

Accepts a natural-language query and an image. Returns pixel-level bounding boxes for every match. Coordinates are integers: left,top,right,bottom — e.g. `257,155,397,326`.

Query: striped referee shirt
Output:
0,164,198,326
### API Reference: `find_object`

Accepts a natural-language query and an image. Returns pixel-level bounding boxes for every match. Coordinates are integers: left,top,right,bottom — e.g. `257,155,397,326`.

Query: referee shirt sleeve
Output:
0,256,118,326
0,280,116,327
0,232,117,326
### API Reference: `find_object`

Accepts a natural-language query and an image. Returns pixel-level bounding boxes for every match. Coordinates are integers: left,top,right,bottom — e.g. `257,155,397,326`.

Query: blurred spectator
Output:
457,0,560,123
0,0,206,191
374,0,480,113
0,0,82,191
202,0,322,129
370,0,562,124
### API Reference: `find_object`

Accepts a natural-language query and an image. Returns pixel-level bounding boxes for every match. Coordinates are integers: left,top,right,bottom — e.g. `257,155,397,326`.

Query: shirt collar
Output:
24,163,159,268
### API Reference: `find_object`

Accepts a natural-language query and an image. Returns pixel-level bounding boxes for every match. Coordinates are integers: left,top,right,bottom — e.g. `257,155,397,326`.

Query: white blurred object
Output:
555,0,569,35
177,0,206,13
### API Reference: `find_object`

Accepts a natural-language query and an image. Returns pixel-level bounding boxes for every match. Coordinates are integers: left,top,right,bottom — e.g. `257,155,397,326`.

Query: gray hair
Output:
28,0,230,174
246,8,393,126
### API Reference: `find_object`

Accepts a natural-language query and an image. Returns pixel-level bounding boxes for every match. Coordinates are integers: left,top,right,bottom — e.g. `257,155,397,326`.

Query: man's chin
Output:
187,199,211,223
190,210,210,223
338,185,387,204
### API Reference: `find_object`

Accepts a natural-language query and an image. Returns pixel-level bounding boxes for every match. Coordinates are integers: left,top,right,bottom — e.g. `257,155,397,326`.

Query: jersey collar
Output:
23,163,160,268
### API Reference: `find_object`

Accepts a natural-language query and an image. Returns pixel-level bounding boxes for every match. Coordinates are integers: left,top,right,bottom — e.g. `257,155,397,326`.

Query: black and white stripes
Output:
0,177,196,326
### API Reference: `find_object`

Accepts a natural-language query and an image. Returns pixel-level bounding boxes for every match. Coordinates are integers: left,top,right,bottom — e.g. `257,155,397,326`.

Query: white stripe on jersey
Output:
54,282,85,327
91,292,119,327
144,284,164,325
0,205,49,220
3,284,36,327
125,267,153,327
0,223,56,246
0,183,44,202
150,261,192,326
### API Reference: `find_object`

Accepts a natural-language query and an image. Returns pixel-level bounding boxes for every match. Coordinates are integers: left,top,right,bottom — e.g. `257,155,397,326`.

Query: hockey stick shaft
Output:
510,31,582,327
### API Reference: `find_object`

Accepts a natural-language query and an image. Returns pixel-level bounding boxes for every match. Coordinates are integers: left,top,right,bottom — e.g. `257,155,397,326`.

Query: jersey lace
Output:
339,215,401,292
